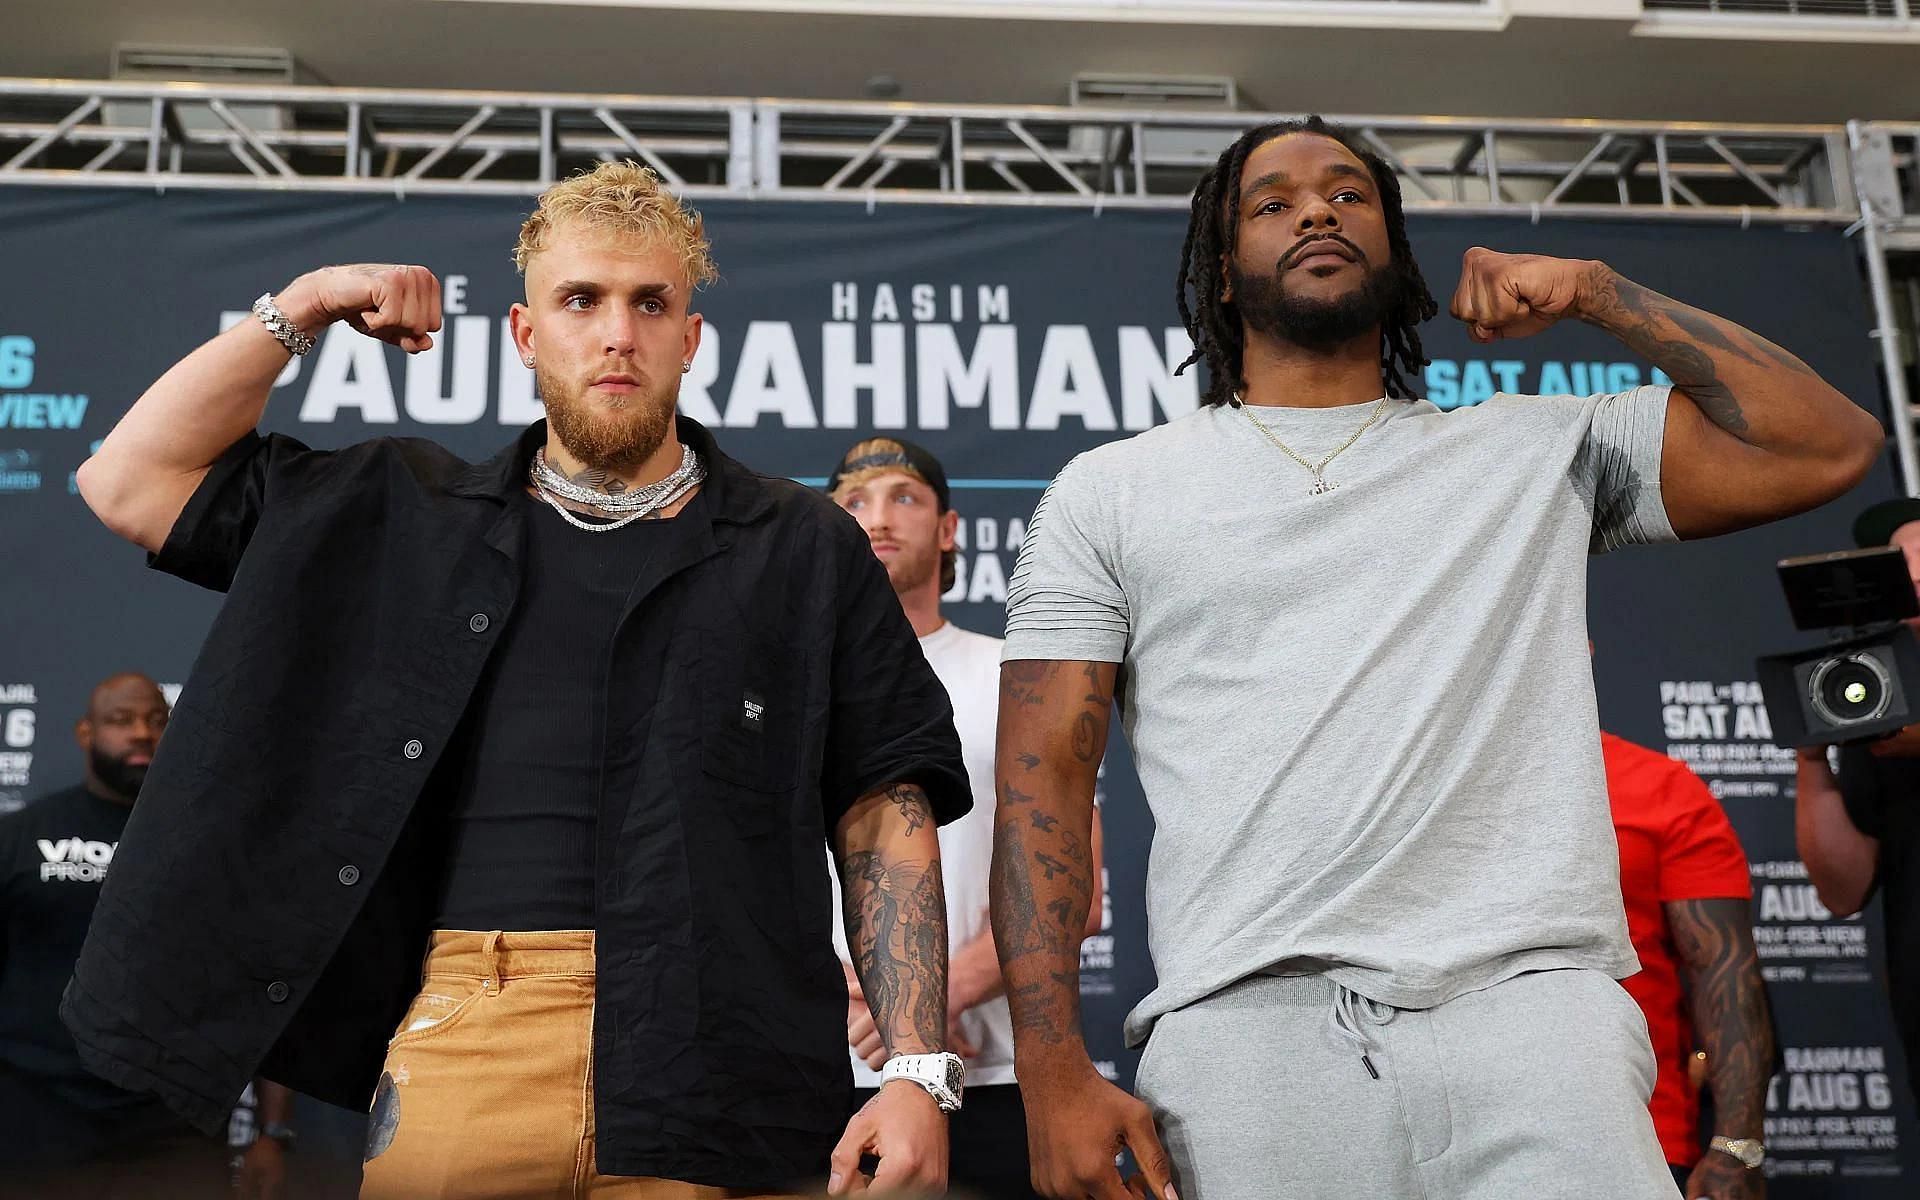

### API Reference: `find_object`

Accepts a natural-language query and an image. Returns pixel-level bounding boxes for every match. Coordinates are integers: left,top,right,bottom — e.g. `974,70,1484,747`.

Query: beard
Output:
538,364,678,474
1231,255,1405,353
880,538,942,596
90,744,148,800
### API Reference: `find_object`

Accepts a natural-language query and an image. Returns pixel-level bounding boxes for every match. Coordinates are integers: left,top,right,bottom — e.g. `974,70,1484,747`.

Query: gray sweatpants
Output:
1134,968,1679,1200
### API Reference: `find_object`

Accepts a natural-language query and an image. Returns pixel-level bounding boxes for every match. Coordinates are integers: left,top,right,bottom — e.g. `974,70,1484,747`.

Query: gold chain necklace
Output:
1240,395,1390,496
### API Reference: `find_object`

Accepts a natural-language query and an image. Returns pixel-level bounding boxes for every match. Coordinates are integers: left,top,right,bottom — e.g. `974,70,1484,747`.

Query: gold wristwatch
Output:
1710,1135,1766,1169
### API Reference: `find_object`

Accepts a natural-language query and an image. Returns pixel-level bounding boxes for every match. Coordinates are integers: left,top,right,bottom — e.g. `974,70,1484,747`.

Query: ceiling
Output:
4,0,1917,123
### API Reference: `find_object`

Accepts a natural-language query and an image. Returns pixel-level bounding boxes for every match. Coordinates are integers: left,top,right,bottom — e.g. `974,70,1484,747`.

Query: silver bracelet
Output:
251,292,316,357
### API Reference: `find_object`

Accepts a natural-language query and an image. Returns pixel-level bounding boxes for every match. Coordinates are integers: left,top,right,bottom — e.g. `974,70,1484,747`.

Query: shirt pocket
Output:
690,629,814,956
697,629,810,811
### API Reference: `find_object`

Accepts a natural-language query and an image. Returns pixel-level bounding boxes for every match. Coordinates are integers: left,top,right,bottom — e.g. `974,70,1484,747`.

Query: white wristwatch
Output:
879,1052,965,1113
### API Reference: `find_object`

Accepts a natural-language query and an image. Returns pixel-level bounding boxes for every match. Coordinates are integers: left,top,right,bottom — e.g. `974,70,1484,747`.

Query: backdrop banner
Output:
2,185,1911,1190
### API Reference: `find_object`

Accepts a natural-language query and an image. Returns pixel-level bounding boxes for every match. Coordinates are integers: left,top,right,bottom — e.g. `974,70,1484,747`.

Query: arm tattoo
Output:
1034,851,1091,896
1071,713,1101,762
1034,852,1071,881
991,819,1061,960
1073,665,1113,762
841,850,948,1055
1003,660,1059,709
1009,981,1072,1044
991,660,1111,1054
905,863,946,1041
881,783,928,837
1046,896,1078,928
1082,662,1110,706
1580,266,1820,441
1669,897,1774,1139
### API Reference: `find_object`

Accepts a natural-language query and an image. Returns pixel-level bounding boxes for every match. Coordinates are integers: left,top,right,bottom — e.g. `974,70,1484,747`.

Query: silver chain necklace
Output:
532,445,699,510
528,446,704,533
1240,395,1390,496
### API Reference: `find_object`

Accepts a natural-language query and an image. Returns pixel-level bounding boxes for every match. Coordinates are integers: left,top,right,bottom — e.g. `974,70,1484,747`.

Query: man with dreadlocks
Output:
990,117,1880,1200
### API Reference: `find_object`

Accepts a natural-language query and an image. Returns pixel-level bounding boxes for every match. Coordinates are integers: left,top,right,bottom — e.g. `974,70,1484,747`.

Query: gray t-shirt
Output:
1003,387,1675,1046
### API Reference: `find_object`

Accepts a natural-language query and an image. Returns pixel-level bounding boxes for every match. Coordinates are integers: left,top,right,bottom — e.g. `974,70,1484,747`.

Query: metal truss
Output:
0,79,754,197
756,100,1853,223
1857,121,1920,240
0,78,1856,225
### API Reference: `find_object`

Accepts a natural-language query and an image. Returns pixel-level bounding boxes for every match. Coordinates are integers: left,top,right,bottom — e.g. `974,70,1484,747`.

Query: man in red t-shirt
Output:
1605,731,1773,1200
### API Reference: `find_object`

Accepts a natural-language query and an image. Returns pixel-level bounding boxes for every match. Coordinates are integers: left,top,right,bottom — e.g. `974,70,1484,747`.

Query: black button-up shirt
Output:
60,417,969,1188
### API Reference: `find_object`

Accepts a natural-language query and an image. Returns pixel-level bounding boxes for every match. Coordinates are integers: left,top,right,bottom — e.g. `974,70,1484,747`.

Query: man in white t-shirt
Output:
826,437,1104,1200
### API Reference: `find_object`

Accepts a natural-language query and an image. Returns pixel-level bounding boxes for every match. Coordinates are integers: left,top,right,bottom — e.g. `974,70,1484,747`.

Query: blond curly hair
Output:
514,161,718,287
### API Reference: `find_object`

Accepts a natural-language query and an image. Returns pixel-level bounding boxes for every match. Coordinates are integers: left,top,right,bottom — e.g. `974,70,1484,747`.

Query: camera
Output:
1756,546,1920,747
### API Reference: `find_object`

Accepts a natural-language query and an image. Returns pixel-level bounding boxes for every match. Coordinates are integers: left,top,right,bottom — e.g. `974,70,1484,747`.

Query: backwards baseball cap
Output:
1854,497,1920,548
824,437,951,511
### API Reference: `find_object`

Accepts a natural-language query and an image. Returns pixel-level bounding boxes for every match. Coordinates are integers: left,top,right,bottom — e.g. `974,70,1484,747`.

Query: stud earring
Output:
522,356,535,368
681,362,692,374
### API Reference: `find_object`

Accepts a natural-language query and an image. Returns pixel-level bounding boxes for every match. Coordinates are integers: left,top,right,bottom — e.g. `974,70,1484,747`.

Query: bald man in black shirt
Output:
0,674,240,1194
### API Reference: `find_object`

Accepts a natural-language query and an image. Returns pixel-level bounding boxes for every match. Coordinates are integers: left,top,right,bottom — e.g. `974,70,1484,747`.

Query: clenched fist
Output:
1449,247,1606,345
275,263,444,353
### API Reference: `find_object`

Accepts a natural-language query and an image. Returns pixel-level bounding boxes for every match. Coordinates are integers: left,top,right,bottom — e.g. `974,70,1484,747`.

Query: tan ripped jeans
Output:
359,930,796,1200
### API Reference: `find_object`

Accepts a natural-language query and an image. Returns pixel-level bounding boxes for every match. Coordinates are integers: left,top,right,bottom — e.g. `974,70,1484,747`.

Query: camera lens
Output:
1809,653,1894,727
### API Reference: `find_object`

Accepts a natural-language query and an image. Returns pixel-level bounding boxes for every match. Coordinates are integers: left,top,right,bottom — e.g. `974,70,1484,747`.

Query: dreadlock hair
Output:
1175,116,1438,407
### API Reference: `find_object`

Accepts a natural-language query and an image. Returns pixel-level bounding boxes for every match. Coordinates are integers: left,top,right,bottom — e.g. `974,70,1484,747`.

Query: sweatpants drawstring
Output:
1328,984,1395,1080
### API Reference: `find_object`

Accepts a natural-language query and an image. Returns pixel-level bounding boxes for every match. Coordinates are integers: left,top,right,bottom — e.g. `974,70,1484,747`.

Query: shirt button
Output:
266,981,290,1004
338,865,360,886
468,613,490,634
403,739,423,760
